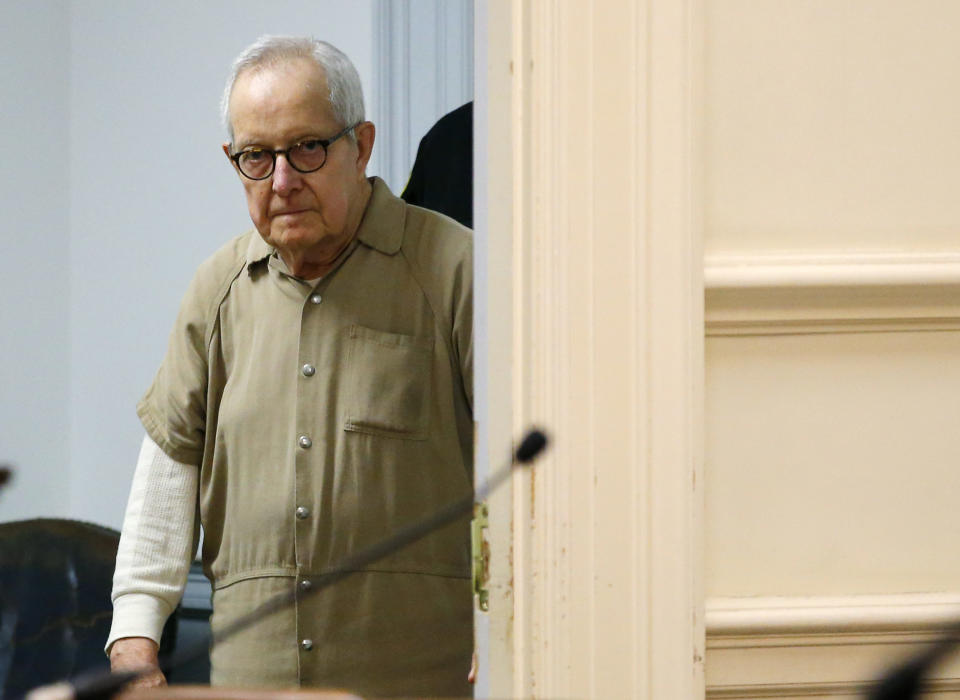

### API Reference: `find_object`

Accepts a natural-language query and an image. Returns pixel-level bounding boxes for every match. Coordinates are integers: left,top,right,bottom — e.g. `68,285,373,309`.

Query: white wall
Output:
0,1,71,521
374,0,474,193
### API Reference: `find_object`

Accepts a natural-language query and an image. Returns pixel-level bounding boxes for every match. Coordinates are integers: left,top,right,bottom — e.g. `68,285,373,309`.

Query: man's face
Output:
225,59,373,260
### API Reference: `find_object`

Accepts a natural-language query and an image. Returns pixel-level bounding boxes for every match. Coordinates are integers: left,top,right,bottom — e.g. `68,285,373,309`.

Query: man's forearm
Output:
106,433,199,653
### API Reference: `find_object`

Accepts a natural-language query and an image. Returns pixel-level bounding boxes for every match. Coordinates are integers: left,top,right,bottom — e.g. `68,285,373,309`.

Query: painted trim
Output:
507,0,704,696
706,252,960,289
705,252,960,335
707,593,960,636
706,594,960,699
708,679,960,699
474,0,517,696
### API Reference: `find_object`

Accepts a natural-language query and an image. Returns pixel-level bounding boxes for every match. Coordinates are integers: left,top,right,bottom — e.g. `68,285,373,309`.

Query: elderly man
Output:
106,36,474,697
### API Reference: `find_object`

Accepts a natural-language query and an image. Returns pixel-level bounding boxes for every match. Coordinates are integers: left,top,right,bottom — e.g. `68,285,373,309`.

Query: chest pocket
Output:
344,325,432,440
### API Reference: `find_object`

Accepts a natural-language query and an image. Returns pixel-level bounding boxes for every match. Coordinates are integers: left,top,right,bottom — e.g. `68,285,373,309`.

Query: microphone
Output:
170,427,549,669
515,430,547,463
868,622,960,700
27,428,549,699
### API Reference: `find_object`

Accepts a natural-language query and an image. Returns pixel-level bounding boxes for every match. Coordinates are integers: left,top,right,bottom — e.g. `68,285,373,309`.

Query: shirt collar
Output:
245,229,273,269
244,176,403,271
355,176,405,255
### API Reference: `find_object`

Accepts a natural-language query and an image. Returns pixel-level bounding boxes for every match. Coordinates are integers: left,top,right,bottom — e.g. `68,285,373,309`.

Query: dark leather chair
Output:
0,518,127,698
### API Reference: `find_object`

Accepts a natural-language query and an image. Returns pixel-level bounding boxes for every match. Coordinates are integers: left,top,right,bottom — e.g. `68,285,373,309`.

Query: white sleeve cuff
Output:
106,592,174,652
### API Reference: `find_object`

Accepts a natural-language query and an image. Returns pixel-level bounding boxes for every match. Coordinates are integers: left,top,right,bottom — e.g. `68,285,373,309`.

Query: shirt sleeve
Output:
137,273,213,466
452,240,473,413
106,433,199,654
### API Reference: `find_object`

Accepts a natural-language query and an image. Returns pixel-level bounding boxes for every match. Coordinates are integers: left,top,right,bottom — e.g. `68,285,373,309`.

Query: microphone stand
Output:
868,620,960,700
29,429,548,700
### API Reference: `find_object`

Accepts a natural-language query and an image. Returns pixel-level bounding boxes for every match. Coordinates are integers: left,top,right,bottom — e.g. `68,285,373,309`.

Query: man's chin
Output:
265,227,330,253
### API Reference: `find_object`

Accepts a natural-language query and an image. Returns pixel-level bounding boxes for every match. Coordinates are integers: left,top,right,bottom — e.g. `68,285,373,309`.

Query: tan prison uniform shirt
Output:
138,178,473,697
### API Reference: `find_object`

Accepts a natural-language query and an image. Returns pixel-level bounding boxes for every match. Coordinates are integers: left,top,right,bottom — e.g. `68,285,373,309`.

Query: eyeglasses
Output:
229,123,358,180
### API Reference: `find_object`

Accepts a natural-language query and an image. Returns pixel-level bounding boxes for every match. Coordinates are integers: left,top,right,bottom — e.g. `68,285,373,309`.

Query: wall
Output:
703,1,960,696
0,1,71,521
374,0,474,193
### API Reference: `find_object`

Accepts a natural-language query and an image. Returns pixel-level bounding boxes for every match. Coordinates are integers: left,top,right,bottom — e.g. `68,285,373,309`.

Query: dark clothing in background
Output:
402,102,473,228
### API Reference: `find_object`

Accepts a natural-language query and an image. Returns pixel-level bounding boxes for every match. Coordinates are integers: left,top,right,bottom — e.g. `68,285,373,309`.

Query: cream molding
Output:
705,252,960,289
705,252,960,335
707,593,960,636
504,0,705,695
707,678,960,699
706,594,960,699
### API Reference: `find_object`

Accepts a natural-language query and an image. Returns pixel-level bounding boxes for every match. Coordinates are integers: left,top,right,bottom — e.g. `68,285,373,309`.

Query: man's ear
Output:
223,143,236,167
354,121,375,175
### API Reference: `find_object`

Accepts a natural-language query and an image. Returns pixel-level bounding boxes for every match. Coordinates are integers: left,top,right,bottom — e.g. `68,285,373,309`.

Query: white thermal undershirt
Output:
105,434,198,653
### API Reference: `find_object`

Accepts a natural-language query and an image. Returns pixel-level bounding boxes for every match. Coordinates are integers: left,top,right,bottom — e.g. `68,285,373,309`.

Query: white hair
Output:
221,35,365,145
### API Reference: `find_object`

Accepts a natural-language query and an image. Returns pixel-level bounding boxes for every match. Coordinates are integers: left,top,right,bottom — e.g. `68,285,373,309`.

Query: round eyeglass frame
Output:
229,123,359,180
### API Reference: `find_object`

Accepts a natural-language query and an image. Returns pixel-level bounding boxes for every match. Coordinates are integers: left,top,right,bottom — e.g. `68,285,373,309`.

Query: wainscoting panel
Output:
705,328,960,599
706,595,960,699
701,3,960,699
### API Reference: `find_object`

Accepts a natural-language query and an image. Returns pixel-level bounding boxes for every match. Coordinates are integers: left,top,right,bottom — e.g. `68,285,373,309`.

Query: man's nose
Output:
271,154,302,195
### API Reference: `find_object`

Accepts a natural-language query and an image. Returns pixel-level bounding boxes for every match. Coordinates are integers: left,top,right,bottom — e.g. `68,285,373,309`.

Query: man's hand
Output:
108,637,167,688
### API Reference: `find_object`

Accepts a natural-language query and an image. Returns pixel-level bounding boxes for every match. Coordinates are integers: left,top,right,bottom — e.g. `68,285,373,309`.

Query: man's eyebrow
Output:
232,134,325,154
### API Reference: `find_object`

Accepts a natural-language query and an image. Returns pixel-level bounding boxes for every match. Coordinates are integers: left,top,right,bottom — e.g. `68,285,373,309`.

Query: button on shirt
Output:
136,178,474,697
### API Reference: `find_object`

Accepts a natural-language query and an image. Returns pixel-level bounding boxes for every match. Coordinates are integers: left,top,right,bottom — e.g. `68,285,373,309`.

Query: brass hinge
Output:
471,502,490,611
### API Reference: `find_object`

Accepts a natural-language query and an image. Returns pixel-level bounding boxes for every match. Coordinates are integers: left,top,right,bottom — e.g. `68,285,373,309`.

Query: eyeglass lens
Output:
237,139,328,179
